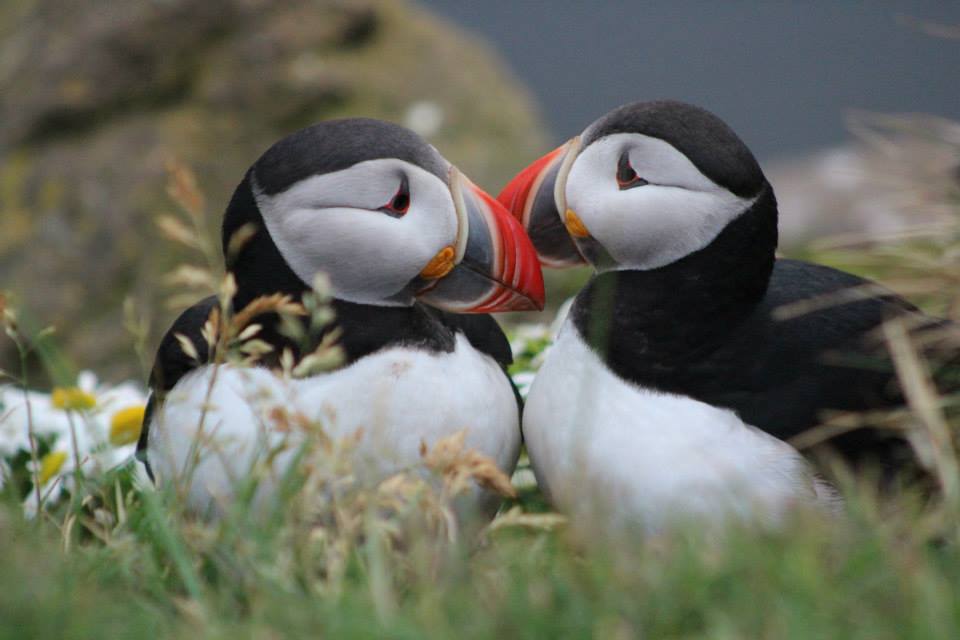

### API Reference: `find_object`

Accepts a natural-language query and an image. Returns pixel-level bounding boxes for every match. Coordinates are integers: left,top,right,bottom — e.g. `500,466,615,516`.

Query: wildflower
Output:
3,373,150,516
38,450,67,485
51,386,96,411
109,405,146,446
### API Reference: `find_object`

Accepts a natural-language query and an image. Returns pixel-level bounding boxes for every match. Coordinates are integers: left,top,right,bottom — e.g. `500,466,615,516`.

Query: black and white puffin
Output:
498,100,954,530
137,118,545,517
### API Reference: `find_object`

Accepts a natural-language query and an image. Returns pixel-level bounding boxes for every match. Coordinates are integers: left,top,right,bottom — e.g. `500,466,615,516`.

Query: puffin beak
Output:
416,168,546,313
497,137,587,268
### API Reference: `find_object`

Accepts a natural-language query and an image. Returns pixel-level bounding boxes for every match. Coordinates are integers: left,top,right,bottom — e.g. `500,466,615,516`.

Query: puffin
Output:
137,118,545,519
497,100,955,531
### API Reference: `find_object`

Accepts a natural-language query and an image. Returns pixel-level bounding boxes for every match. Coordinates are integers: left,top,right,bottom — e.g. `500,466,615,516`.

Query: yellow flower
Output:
51,386,96,411
109,405,146,447
38,450,68,485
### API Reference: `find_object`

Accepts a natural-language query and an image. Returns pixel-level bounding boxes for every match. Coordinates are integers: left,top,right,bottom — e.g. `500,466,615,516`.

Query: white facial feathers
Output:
253,159,458,305
565,133,756,271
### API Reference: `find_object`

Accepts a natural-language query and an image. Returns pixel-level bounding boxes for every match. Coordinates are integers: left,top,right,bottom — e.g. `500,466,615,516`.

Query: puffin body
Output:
524,318,838,528
139,119,544,518
149,307,519,516
500,100,952,531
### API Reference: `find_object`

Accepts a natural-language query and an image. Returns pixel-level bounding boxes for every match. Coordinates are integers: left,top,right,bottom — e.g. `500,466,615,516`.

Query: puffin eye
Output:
380,177,410,217
616,151,649,190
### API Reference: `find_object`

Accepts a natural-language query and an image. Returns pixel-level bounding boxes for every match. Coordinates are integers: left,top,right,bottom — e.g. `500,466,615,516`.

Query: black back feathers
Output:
252,118,448,196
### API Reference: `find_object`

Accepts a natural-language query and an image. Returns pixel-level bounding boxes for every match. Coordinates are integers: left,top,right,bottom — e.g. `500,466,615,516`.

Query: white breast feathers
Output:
146,335,520,518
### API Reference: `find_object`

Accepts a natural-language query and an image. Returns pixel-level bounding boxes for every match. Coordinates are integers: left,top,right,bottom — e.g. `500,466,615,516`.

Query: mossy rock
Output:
0,0,548,383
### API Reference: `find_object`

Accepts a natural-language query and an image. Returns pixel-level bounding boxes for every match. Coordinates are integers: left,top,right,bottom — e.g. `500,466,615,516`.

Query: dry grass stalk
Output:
292,329,343,379
218,273,237,307
789,407,914,452
883,318,960,506
201,306,220,351
165,160,205,221
174,333,200,363
155,215,203,251
163,265,217,291
225,223,258,261
230,294,306,336
485,505,567,533
773,282,899,321
420,430,517,499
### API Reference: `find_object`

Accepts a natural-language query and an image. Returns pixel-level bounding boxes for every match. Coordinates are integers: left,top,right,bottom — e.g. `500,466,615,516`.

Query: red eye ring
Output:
388,189,409,213
380,177,410,217
616,151,649,190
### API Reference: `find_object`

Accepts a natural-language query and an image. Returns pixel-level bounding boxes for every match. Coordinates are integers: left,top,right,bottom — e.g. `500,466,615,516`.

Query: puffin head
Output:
223,118,544,312
497,100,773,272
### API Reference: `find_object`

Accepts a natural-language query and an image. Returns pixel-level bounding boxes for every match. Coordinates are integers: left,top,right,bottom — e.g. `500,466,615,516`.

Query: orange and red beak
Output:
416,169,545,313
497,138,587,268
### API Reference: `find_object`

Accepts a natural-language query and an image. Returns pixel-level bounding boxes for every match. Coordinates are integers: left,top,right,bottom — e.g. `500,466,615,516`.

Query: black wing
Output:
135,296,219,466
689,259,953,467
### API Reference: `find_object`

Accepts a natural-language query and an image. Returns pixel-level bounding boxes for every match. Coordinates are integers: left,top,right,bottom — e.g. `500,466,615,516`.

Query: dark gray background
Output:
421,1,960,161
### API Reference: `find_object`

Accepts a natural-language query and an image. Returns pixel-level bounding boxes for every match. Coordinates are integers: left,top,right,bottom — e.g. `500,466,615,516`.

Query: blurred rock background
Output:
0,0,547,383
768,113,960,245
1,0,957,387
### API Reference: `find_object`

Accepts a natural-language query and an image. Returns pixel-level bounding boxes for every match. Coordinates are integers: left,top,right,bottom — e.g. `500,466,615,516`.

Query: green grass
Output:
2,462,960,639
